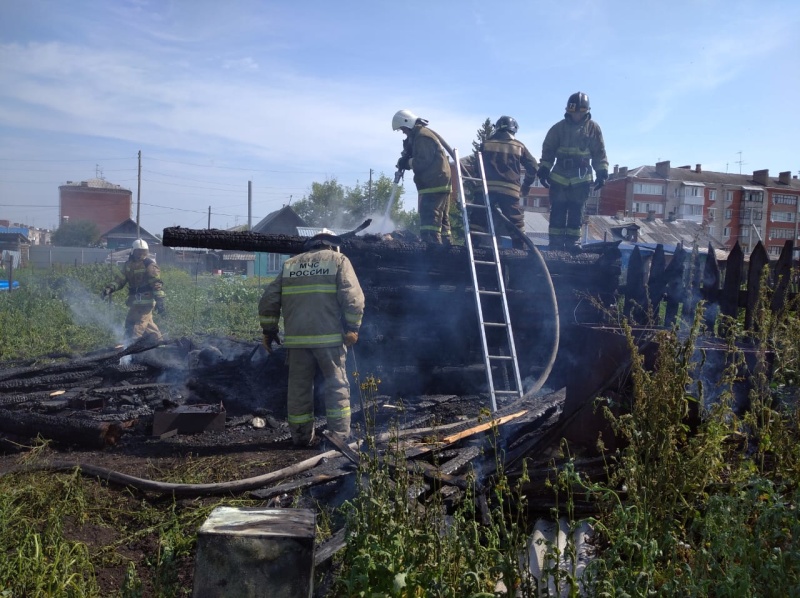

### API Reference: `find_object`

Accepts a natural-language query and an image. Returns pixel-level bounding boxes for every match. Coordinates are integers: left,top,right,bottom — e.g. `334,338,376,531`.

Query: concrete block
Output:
193,506,316,598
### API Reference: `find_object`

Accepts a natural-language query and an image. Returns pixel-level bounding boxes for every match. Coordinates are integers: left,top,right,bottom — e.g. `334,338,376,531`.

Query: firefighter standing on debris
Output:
393,109,453,244
101,239,166,341
466,116,539,249
258,230,365,447
539,92,609,250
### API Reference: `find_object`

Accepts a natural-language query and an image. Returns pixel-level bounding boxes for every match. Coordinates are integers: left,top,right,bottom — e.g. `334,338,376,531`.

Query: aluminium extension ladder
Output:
453,149,524,412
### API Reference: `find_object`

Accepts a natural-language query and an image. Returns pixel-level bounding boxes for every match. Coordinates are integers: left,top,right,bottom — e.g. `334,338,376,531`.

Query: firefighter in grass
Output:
466,115,539,249
539,92,609,250
258,230,365,446
392,109,453,245
101,239,166,341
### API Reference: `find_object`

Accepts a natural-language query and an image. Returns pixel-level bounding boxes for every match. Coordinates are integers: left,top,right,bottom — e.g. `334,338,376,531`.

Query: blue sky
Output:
1,0,798,234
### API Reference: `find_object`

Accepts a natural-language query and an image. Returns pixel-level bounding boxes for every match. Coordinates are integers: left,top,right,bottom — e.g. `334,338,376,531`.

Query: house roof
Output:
252,205,309,235
611,164,800,190
101,218,160,242
586,215,725,251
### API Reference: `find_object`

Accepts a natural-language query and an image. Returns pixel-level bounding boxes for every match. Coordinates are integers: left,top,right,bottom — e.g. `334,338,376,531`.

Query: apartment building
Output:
591,161,800,257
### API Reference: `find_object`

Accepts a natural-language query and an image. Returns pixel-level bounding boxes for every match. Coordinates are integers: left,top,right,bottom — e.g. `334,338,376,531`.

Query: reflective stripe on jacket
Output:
258,248,365,349
109,256,165,304
540,114,608,186
481,131,538,196
407,125,452,196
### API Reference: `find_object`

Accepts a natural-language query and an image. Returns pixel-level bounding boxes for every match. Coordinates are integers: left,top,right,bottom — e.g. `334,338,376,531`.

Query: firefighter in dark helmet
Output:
539,92,608,250
258,230,365,446
101,239,166,341
467,115,539,249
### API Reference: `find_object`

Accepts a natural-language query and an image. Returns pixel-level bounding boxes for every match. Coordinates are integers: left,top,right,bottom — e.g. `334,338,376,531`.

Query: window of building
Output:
723,227,730,238
768,245,783,256
709,190,717,201
771,211,796,223
770,228,795,240
773,193,798,206
633,183,664,195
689,205,703,216
745,191,763,202
725,190,733,202
708,208,716,221
725,208,733,219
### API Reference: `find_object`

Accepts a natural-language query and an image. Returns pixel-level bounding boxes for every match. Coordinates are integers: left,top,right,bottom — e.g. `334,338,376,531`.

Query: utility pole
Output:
368,169,373,213
248,181,252,230
136,151,141,239
208,206,211,229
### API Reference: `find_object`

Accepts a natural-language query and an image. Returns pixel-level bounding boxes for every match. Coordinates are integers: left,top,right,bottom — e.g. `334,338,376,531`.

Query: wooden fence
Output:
621,239,795,333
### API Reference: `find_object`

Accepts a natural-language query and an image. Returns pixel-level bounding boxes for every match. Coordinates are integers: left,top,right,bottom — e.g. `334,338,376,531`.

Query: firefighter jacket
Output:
540,113,608,187
258,248,365,349
480,131,538,197
403,125,452,196
109,256,165,306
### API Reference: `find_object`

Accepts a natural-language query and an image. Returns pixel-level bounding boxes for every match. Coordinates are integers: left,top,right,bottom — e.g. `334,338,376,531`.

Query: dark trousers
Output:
548,182,590,248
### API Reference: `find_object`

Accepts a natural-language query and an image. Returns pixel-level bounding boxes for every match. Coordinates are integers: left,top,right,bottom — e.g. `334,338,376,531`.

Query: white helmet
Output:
132,239,149,251
392,109,419,131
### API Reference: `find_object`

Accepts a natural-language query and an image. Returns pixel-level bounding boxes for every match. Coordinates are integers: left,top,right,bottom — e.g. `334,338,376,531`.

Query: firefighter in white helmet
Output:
258,230,365,446
101,239,166,341
392,109,453,244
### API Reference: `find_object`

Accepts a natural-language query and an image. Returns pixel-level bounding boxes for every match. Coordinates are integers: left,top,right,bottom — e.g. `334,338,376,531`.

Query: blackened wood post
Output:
770,240,794,314
647,244,667,325
624,246,646,324
744,242,769,332
663,246,687,327
702,243,721,331
719,242,744,337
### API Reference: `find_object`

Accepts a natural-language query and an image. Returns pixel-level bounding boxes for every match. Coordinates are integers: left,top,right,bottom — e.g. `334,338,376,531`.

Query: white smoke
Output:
62,280,125,344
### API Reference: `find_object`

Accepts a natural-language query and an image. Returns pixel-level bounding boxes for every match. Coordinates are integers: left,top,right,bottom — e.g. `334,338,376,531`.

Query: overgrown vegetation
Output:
2,264,800,596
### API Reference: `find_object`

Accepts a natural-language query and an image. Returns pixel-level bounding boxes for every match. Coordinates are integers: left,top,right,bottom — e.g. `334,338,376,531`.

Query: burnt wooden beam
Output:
0,408,123,448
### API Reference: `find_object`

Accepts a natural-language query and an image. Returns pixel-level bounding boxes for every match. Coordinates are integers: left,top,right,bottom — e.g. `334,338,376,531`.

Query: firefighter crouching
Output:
258,230,365,446
101,239,166,341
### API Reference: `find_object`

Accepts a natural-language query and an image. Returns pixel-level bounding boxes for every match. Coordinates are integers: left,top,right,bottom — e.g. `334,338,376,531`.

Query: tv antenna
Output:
95,164,105,180
735,151,746,175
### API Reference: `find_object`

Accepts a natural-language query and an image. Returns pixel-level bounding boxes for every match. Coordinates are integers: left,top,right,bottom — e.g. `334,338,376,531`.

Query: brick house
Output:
59,178,132,239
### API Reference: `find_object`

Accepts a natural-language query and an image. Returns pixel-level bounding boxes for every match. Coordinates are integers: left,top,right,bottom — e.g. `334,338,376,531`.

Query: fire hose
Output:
492,209,560,398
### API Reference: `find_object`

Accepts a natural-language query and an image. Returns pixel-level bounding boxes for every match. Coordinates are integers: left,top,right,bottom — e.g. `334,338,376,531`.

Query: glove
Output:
343,331,359,347
262,328,281,354
537,166,551,189
396,155,411,171
155,297,166,315
520,183,531,198
594,170,608,190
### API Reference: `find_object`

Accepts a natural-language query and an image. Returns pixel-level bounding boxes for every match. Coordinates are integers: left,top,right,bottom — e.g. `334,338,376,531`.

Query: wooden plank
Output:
647,244,667,324
745,241,769,332
663,245,687,326
440,410,528,444
770,240,794,314
624,246,646,323
702,242,722,333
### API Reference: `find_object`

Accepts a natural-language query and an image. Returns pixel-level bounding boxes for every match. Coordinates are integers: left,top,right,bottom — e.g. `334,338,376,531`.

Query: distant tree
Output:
51,220,100,247
292,179,347,227
293,175,417,233
472,117,494,155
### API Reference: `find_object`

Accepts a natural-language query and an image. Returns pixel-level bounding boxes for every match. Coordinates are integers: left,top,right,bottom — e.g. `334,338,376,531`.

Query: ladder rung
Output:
479,290,502,296
494,390,522,395
482,322,509,328
473,259,496,266
469,230,491,237
462,176,483,182
488,355,514,361
466,203,488,210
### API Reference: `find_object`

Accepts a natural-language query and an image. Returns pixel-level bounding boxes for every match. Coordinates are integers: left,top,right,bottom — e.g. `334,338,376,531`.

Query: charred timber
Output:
163,227,622,396
0,408,123,448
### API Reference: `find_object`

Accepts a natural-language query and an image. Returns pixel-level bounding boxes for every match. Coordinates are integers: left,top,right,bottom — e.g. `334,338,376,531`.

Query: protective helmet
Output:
392,109,420,131
495,115,519,134
566,92,591,114
304,228,342,251
132,239,149,251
